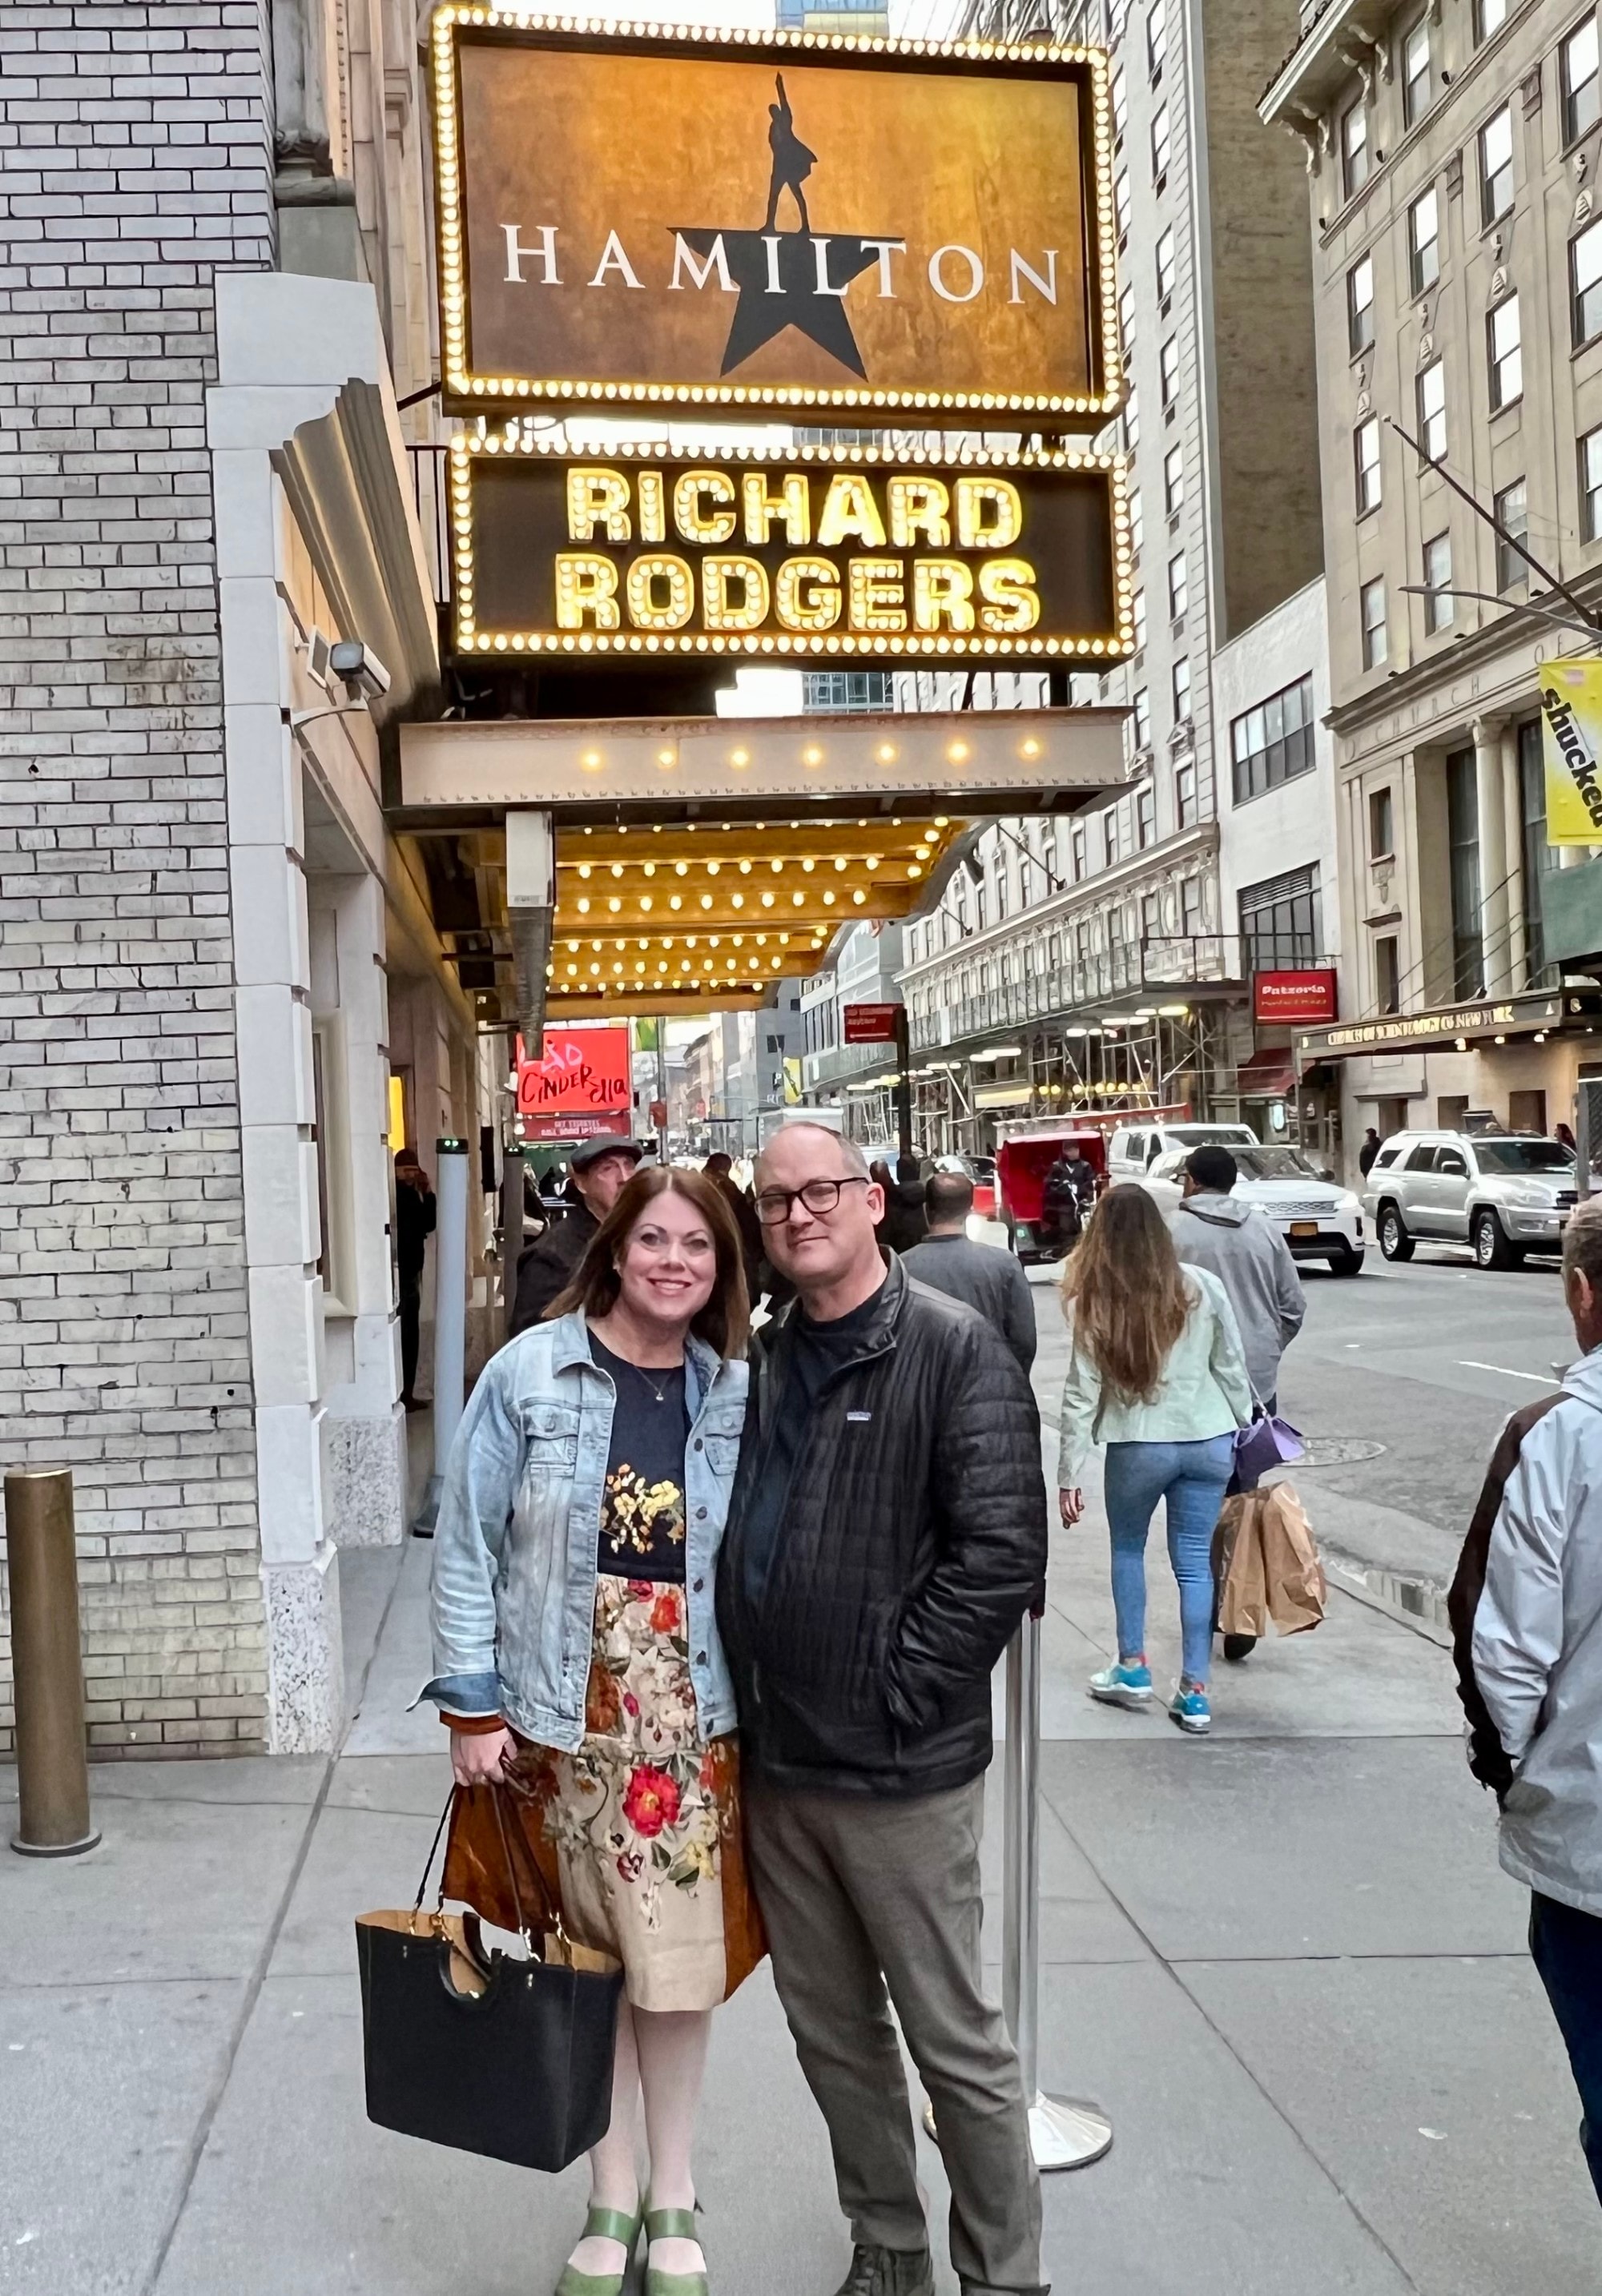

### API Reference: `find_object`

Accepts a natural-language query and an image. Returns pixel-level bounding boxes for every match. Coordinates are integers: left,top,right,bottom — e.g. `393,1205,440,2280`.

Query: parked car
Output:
1362,1130,1578,1268
1141,1143,1366,1274
1106,1119,1260,1185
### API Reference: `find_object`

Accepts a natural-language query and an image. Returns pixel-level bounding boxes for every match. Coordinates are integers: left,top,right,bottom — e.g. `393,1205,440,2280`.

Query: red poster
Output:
843,1002,901,1043
1253,970,1338,1025
516,1026,632,1124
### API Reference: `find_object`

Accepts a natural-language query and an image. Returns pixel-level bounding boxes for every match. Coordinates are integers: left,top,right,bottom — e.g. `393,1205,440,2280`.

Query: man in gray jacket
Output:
901,1169,1036,1373
1458,1198,1602,2205
1169,1144,1305,1410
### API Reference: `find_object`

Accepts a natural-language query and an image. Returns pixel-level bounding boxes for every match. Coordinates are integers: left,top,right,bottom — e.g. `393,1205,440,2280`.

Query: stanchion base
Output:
1028,2092,1113,2170
924,2090,1112,2171
10,1829,100,1860
411,1476,442,1538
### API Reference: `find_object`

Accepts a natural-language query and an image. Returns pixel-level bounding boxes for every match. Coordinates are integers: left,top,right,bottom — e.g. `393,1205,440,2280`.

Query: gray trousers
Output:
746,1774,1045,2296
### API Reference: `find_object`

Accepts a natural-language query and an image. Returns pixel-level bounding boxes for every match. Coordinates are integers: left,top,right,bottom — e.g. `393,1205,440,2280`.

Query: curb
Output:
1321,1542,1452,1648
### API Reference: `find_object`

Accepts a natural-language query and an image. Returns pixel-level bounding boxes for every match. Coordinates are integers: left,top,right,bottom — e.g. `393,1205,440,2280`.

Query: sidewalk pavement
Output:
2,1444,1599,2296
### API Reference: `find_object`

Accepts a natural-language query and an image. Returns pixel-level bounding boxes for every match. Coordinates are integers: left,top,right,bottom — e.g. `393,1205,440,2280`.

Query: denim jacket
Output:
423,1310,747,1751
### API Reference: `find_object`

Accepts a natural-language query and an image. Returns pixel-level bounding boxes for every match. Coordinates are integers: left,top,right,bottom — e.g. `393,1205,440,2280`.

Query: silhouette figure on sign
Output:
764,74,816,233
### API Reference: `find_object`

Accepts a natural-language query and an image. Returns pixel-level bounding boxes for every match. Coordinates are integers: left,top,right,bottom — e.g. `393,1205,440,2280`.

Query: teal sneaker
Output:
1169,1681,1211,1735
1088,1659,1153,1710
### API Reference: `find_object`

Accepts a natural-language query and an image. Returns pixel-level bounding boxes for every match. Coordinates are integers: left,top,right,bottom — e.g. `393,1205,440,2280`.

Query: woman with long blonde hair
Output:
1057,1184,1252,1735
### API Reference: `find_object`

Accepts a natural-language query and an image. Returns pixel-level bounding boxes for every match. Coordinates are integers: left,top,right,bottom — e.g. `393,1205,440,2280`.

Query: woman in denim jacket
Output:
426,1164,755,2296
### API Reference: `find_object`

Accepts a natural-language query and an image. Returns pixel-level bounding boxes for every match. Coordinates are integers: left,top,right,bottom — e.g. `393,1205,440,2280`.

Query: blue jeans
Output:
1102,1435,1234,1685
1530,1892,1602,2205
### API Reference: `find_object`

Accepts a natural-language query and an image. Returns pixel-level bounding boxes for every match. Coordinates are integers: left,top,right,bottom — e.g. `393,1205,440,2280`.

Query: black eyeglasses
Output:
754,1176,870,1225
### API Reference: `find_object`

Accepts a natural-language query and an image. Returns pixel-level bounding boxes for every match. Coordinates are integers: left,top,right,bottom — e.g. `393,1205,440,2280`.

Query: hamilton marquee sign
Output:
448,436,1132,663
428,9,1121,422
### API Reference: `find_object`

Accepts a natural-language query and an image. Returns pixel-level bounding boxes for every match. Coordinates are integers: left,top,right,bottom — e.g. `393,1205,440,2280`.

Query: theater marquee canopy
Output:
428,8,1119,424
448,436,1131,664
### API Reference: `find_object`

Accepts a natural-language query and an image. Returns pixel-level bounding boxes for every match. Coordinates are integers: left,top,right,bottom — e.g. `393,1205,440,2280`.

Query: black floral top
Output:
589,1333,691,1583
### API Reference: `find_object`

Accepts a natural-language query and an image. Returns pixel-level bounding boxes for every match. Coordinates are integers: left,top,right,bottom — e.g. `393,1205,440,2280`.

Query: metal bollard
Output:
4,1467,100,1858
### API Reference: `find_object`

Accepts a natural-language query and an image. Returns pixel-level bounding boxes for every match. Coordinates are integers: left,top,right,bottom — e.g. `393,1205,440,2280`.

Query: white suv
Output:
1141,1144,1365,1274
1106,1120,1260,1185
1363,1131,1577,1269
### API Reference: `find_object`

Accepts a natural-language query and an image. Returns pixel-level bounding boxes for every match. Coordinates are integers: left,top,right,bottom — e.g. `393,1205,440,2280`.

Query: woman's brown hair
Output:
1061,1183,1192,1406
546,1164,750,1358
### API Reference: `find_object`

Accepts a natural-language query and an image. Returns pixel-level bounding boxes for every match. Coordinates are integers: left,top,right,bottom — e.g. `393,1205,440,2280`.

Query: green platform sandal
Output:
642,2202,708,2296
553,2201,642,2296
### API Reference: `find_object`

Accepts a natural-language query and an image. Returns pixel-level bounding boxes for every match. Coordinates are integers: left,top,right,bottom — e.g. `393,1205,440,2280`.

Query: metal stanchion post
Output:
1004,1617,1112,2169
412,1136,469,1536
5,1468,100,1858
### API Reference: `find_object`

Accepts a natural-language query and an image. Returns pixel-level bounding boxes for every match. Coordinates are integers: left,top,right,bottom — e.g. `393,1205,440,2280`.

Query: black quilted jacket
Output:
717,1257,1049,1796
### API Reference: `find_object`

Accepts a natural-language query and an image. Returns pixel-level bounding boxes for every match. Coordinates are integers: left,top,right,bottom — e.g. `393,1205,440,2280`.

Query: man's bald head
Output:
754,1123,868,1187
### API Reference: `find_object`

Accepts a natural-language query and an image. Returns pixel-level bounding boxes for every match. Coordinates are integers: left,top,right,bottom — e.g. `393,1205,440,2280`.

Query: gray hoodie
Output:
1169,1192,1306,1407
1471,1346,1602,1917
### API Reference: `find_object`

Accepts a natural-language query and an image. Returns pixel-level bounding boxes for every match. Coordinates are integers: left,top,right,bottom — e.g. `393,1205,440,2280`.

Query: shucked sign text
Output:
450,440,1131,664
429,11,1119,422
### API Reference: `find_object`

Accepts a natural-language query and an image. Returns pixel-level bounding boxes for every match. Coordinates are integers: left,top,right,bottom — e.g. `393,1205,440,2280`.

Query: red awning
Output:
1236,1049,1297,1096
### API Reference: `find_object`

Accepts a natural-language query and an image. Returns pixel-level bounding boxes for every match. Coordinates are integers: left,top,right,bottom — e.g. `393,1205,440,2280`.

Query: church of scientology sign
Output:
428,10,1121,426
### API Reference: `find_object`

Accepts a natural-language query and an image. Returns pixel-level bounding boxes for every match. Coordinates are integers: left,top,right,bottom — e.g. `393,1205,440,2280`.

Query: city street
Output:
5,1281,1600,2296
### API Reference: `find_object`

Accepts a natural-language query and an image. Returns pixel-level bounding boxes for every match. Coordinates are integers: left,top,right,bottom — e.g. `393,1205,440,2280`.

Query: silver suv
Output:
1362,1131,1577,1269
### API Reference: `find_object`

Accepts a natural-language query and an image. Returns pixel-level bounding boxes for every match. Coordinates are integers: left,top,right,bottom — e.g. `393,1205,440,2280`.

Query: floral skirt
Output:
444,1575,765,2013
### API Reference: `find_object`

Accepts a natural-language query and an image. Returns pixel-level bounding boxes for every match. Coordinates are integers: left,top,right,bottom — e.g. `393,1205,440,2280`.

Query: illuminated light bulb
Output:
706,860,720,875
823,891,836,905
609,898,622,912
729,748,750,769
674,860,688,875
581,750,602,772
803,745,823,766
639,896,653,912
761,891,775,907
907,865,923,879
642,862,655,878
591,940,602,952
834,857,847,872
934,814,949,826
731,893,744,908
1020,738,1042,759
700,894,713,910
670,895,682,911
566,939,579,952
876,742,896,763
731,934,743,947
612,962,624,975
915,845,932,859
578,863,592,879
864,854,879,869
635,963,646,975
770,858,783,873
948,741,969,763
802,857,815,873
566,963,578,977
657,748,675,767
708,934,720,947
577,897,591,914
852,889,866,904
791,891,805,907
610,863,624,879
590,962,601,975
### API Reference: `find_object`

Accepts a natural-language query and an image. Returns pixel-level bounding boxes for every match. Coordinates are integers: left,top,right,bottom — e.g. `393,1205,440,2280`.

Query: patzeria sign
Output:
428,10,1121,424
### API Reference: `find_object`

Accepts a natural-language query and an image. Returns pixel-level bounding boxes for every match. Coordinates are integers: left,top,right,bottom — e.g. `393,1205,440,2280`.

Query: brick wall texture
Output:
0,2,274,1755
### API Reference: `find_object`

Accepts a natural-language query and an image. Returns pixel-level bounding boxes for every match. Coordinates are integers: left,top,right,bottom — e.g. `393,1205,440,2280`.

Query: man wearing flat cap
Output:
509,1136,649,1335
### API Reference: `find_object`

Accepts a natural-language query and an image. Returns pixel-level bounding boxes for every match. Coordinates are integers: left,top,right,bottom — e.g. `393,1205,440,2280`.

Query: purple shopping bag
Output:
1233,1411,1305,1486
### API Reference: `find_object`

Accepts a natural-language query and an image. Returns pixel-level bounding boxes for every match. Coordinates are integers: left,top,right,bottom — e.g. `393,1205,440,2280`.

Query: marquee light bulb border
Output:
429,6,1122,423
448,432,1133,663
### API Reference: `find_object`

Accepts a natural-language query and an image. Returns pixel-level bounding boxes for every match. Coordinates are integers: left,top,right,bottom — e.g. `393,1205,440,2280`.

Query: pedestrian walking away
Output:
1058,1185,1253,1735
901,1168,1037,1374
718,1122,1049,2296
1450,1196,1602,2207
1169,1144,1305,1421
393,1148,437,1410
1358,1127,1383,1177
509,1136,647,1337
426,1165,763,2296
872,1152,928,1257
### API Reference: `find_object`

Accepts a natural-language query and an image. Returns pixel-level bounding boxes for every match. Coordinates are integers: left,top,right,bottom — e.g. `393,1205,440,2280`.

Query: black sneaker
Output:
832,2246,936,2296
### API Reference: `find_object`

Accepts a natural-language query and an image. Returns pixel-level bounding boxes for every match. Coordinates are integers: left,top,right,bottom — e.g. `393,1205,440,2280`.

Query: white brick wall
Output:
0,1,276,1754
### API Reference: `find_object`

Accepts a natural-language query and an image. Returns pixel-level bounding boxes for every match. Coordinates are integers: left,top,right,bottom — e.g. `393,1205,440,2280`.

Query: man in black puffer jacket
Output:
719,1122,1048,2296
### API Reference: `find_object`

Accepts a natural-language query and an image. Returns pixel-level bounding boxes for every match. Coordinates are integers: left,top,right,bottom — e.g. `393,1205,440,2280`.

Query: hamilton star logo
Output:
674,74,896,380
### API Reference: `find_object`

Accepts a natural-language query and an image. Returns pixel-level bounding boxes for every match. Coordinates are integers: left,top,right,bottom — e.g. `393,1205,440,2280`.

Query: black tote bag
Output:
355,1783,624,2172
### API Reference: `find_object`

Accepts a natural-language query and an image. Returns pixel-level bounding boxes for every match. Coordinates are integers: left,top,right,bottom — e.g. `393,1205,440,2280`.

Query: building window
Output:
1417,357,1447,460
1132,588,1147,649
1348,253,1375,354
1105,807,1121,864
1361,577,1388,668
994,859,1010,919
1231,673,1315,803
1476,0,1507,39
1423,532,1454,631
1172,655,1190,720
1241,864,1321,970
1125,385,1140,450
1072,823,1087,880
1354,416,1382,514
1572,215,1602,347
1180,878,1204,937
1519,716,1559,983
1488,294,1522,409
1141,894,1162,946
1115,171,1132,240
1119,281,1135,347
1495,478,1528,590
1175,760,1197,826
1129,485,1144,559
1137,784,1157,847
1132,686,1151,750
1375,933,1400,1014
1148,0,1167,81
1113,63,1127,143
1151,103,1169,184
1163,444,1184,515
1479,105,1514,224
1156,227,1175,304
1447,746,1483,996
1168,552,1188,621
1160,335,1181,412
1369,786,1395,858
1408,187,1440,293
803,669,893,711
1342,99,1371,196
1583,424,1602,538
1403,16,1431,124
1563,14,1600,146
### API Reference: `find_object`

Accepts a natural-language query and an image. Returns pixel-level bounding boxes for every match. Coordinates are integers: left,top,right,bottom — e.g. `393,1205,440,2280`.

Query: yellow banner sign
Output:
1539,661,1602,844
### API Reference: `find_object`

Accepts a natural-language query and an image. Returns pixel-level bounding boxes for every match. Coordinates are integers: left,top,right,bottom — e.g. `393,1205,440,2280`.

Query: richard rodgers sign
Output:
428,10,1120,423
449,438,1132,663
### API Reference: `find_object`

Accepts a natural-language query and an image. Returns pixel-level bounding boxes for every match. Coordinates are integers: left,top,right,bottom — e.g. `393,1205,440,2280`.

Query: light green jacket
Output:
1057,1264,1254,1488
